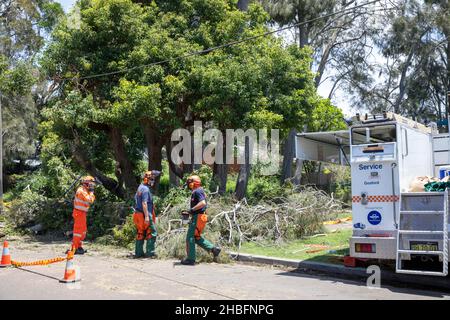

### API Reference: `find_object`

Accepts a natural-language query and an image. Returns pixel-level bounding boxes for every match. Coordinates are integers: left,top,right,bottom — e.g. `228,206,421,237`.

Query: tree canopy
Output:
0,0,63,174
41,0,343,199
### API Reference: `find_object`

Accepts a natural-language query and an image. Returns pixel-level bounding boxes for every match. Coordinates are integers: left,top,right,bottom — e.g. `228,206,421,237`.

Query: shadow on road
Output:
275,268,449,298
16,267,61,282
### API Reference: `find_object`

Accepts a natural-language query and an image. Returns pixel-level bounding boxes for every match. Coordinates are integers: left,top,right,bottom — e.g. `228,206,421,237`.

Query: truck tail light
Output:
355,243,376,253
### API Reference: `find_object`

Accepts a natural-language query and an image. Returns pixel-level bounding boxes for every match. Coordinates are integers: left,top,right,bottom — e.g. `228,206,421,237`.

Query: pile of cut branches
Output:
154,186,344,261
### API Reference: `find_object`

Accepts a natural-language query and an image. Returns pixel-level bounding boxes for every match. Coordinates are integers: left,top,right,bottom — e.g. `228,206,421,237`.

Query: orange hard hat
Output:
143,170,161,184
82,176,96,184
186,175,201,189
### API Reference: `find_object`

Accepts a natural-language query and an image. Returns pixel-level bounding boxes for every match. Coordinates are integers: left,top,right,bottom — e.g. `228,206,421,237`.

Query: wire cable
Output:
61,0,384,81
2,1,393,87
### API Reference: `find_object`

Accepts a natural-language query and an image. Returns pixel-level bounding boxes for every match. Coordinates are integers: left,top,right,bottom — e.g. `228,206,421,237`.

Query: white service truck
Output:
295,112,450,276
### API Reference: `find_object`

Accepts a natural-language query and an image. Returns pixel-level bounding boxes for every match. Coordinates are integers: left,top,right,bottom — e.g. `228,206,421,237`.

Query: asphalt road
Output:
1,239,449,300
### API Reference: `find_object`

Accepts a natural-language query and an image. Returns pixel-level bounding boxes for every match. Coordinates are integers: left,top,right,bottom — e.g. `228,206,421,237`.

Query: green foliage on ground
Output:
104,182,344,263
240,228,352,264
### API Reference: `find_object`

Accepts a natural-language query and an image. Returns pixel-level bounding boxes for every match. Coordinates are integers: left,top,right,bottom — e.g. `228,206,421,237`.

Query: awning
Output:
295,130,351,165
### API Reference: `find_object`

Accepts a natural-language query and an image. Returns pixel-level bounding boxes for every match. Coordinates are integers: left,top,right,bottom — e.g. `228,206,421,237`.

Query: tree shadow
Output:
302,248,350,264
275,253,450,298
20,231,72,246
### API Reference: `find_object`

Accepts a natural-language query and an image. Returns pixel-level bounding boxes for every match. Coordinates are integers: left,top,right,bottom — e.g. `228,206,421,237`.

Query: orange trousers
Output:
186,213,214,261
72,209,87,250
133,210,156,240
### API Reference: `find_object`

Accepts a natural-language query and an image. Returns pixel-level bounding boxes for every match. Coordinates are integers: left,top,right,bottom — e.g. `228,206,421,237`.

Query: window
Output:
351,125,396,145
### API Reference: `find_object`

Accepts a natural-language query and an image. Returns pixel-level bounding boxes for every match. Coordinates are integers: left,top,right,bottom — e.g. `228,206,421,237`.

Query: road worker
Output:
133,170,160,258
181,175,221,265
67,176,96,255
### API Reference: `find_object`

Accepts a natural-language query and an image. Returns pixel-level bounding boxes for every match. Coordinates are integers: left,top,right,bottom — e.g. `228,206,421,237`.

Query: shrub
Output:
7,189,50,228
6,188,73,231
325,164,351,204
111,214,136,248
87,201,132,239
246,175,287,204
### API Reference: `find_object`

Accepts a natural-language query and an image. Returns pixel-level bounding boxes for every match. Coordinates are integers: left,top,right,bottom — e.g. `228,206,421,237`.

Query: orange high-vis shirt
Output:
73,186,95,212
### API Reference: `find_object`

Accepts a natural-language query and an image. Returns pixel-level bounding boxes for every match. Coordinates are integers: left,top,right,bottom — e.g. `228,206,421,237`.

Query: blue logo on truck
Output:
367,211,382,225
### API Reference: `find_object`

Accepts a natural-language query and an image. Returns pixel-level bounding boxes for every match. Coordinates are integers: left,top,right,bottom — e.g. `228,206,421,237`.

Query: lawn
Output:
239,228,352,264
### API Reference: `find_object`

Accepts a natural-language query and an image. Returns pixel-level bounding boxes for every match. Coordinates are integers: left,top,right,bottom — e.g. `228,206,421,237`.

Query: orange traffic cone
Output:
0,241,12,267
59,250,80,283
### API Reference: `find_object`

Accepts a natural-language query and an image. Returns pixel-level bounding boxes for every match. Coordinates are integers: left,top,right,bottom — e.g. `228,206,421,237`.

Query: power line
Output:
61,0,384,82
2,0,390,87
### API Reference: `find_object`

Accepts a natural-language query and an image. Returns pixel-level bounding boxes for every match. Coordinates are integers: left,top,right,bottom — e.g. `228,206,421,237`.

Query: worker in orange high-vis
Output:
133,170,161,258
181,175,221,265
66,176,96,255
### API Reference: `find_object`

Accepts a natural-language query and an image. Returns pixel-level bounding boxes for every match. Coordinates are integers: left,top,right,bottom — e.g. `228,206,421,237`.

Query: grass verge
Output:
239,228,352,264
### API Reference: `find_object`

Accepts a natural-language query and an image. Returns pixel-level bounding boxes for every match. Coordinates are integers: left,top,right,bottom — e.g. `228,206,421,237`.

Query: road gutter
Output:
229,251,450,293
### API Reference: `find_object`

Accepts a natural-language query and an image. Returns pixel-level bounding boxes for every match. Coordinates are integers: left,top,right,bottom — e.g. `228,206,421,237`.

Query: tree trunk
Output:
142,121,165,190
237,0,249,11
297,12,309,48
169,166,180,187
393,47,416,113
213,162,228,195
165,140,183,186
192,133,201,171
314,28,340,88
446,28,450,123
108,127,138,196
181,131,195,174
213,129,228,194
71,135,126,199
281,129,297,184
293,159,303,186
235,136,250,200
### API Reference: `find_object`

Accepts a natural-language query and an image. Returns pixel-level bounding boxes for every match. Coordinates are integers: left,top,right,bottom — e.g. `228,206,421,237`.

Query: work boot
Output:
180,258,196,265
145,238,156,257
75,247,86,255
145,253,158,259
211,247,221,258
135,239,145,258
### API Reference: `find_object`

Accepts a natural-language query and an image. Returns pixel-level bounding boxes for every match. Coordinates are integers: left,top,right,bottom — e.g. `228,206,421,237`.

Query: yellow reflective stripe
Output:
73,233,82,238
74,205,89,211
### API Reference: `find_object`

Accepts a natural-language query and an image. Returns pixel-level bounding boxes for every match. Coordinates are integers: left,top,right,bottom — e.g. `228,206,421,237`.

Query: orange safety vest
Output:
73,186,95,212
